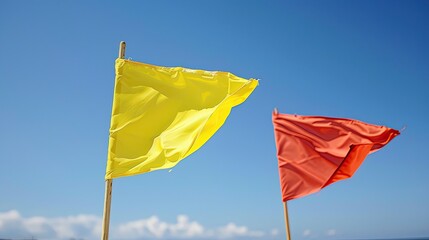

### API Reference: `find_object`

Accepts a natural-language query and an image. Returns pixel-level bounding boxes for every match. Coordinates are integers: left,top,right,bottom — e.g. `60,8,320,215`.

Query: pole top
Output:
119,41,126,59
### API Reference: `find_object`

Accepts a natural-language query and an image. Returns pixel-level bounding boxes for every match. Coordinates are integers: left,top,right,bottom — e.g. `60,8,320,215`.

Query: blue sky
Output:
1,1,428,240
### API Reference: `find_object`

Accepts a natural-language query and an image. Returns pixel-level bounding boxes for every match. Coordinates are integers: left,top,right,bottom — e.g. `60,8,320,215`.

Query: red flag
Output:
272,111,399,202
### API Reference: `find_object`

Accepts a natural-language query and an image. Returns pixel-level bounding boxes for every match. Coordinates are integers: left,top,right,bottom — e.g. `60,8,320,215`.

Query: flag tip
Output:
274,108,278,114
119,41,126,59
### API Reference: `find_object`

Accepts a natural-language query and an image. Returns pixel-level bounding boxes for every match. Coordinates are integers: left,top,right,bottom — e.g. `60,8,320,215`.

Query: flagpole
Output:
101,41,126,240
283,201,292,240
101,179,113,240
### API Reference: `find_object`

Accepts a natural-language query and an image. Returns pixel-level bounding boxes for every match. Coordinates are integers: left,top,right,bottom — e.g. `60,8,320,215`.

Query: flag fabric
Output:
272,111,399,202
105,59,258,179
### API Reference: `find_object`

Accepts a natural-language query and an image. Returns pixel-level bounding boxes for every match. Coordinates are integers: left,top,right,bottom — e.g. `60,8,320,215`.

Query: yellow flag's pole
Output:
101,41,126,240
101,179,113,240
283,201,292,240
119,41,126,59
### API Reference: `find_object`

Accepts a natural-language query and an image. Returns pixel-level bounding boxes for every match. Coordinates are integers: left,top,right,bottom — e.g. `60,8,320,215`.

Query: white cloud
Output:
117,215,167,238
0,210,20,228
170,215,205,237
270,228,279,236
117,216,264,239
0,210,268,240
216,223,264,238
303,229,312,237
326,229,337,236
116,214,205,238
0,210,100,239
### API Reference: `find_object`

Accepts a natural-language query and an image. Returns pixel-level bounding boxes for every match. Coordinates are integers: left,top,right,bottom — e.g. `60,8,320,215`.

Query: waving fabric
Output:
106,59,258,179
272,111,399,201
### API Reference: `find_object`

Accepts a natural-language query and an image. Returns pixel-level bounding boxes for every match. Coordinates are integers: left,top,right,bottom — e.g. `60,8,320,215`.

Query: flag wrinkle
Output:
274,121,332,148
183,79,258,158
279,160,328,183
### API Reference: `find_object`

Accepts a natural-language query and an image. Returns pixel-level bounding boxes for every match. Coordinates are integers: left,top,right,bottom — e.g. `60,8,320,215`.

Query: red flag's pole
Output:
283,201,292,240
101,41,126,240
276,109,291,239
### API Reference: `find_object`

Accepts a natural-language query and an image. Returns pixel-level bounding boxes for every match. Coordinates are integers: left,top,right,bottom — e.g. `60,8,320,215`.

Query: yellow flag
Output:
105,59,258,179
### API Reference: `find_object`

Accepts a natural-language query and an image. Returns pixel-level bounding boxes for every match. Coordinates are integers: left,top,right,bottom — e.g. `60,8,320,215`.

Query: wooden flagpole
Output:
283,201,292,240
275,108,291,239
101,179,113,240
101,41,126,240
